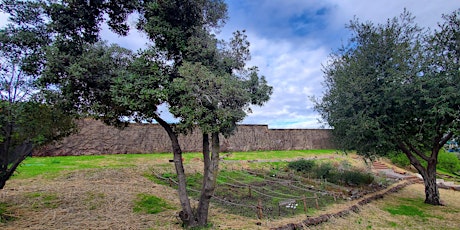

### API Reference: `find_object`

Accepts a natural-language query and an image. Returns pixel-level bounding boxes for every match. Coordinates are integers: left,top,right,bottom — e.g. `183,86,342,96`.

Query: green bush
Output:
288,159,316,172
438,151,460,174
389,150,460,174
341,170,374,186
314,162,334,179
388,152,410,167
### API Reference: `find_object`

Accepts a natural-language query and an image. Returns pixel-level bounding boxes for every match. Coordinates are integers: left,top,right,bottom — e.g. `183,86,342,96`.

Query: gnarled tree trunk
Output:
423,160,441,205
398,142,442,205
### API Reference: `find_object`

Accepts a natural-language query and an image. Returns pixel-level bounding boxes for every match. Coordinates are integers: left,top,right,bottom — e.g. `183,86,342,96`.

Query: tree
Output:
171,60,271,225
0,0,75,189
315,10,460,205
110,5,272,225
22,0,270,226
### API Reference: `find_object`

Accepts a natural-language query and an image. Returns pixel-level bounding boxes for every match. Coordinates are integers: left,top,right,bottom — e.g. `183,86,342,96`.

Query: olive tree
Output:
315,10,460,205
29,0,271,227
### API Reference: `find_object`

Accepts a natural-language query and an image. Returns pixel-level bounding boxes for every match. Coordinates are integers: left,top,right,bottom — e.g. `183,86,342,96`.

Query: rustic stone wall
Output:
35,119,334,156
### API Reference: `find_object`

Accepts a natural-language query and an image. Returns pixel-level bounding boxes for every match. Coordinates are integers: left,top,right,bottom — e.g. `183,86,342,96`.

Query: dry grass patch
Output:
309,184,460,230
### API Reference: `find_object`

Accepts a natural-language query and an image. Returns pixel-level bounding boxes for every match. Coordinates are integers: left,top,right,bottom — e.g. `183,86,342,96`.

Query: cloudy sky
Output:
2,1,459,129
216,0,459,129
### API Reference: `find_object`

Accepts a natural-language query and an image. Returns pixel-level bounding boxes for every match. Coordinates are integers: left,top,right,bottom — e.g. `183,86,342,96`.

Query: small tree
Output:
0,1,75,189
315,10,460,205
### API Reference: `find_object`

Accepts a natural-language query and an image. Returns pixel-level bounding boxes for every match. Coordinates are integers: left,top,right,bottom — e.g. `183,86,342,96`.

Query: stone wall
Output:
35,119,334,156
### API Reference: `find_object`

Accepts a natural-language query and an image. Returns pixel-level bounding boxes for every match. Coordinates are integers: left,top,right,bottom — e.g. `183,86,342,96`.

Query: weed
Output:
25,192,59,209
0,202,15,223
133,194,174,214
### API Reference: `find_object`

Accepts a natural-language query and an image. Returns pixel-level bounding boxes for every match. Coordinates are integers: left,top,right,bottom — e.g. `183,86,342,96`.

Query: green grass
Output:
25,192,60,209
384,198,433,219
0,202,13,223
223,149,336,161
133,193,174,214
15,153,175,179
13,150,335,180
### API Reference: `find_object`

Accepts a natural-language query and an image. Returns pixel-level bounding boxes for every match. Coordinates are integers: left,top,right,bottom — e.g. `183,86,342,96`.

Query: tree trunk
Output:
196,132,220,226
0,141,33,189
0,123,13,189
153,116,198,227
423,159,441,205
398,142,442,205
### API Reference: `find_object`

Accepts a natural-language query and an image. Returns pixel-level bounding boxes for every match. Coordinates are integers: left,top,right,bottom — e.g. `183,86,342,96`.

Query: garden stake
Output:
315,193,319,209
257,199,263,219
302,195,307,213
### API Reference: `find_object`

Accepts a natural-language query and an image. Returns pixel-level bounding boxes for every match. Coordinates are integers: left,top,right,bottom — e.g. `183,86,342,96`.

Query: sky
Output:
1,0,459,129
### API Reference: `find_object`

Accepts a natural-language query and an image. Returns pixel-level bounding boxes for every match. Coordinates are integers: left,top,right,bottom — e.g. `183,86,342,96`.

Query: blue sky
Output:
214,0,460,129
1,0,459,129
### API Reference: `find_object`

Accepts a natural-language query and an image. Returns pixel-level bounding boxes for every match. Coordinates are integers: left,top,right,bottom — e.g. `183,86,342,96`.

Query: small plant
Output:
288,159,316,172
0,202,15,223
314,162,334,179
133,194,174,214
25,192,59,209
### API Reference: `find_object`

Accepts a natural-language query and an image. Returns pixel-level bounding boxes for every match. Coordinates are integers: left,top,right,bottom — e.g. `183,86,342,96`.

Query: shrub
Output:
438,151,460,174
388,151,410,167
389,150,460,174
288,159,316,172
314,162,334,179
341,170,374,186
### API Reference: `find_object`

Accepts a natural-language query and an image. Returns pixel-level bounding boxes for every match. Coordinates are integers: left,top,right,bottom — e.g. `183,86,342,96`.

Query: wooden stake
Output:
302,195,307,213
257,199,263,219
248,185,252,198
315,193,319,209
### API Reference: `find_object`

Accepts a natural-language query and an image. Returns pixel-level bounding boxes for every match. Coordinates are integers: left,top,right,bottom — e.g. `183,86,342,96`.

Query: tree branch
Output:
397,141,427,175
406,141,429,161
439,131,454,147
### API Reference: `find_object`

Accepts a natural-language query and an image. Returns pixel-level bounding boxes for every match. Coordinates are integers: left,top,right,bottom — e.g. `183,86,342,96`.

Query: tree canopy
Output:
4,0,272,227
0,0,76,189
315,10,460,205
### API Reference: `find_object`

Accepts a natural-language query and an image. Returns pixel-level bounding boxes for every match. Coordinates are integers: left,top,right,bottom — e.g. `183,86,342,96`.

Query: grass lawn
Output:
15,149,337,179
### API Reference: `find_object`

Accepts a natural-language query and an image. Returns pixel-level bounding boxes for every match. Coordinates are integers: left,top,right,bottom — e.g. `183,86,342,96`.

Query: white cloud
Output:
228,0,460,128
2,1,459,129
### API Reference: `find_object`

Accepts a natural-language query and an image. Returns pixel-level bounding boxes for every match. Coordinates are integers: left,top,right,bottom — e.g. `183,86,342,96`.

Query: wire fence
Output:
152,169,338,219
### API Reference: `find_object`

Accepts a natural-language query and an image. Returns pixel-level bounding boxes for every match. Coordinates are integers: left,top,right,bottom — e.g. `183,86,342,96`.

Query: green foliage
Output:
315,9,460,156
315,9,460,203
287,159,316,172
133,193,174,214
388,152,411,167
438,151,460,174
0,1,77,189
339,170,374,186
315,162,334,179
287,160,374,186
389,150,460,174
